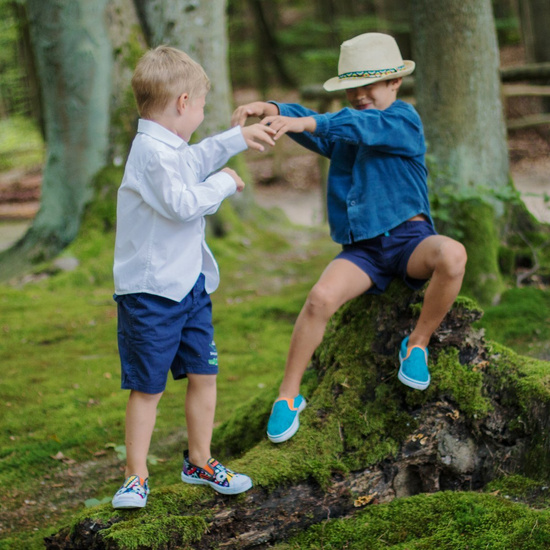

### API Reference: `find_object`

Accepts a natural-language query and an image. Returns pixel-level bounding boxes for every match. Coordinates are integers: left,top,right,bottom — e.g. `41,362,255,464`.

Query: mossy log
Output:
45,283,550,549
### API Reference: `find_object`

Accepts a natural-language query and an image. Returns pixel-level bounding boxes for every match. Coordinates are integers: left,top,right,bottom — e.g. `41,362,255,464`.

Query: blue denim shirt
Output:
274,100,432,244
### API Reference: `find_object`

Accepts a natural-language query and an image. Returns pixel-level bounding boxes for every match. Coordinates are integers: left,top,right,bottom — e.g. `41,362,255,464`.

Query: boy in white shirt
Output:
111,45,275,508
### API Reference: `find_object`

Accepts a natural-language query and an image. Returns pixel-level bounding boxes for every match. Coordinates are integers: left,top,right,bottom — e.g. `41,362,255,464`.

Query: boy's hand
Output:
241,123,276,152
231,102,279,127
261,115,317,140
221,167,245,192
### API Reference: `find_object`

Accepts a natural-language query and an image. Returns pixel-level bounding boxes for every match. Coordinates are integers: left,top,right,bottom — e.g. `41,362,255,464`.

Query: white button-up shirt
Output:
113,119,247,301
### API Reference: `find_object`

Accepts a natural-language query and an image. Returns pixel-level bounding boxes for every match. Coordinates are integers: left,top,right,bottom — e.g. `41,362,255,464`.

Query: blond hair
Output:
131,45,211,118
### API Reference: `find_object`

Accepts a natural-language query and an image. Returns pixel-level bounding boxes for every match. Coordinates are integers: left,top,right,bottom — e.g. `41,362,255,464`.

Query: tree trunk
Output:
133,0,255,230
105,0,147,164
133,0,232,139
411,0,509,305
44,283,550,549
519,0,550,64
0,0,113,280
372,0,412,59
246,0,296,93
518,0,550,113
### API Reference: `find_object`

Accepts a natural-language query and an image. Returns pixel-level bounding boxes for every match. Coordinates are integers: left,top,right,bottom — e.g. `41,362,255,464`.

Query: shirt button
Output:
350,200,356,206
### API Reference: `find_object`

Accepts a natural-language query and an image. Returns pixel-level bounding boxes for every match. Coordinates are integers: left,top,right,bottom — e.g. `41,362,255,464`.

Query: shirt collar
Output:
137,119,186,149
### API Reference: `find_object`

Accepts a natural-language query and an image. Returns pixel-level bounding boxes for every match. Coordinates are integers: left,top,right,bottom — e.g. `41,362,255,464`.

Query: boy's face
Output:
345,78,401,111
178,94,206,141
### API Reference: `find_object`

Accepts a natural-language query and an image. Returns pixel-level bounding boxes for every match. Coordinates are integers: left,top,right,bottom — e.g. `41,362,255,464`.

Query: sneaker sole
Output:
181,472,253,495
267,400,306,443
112,496,148,509
398,355,430,391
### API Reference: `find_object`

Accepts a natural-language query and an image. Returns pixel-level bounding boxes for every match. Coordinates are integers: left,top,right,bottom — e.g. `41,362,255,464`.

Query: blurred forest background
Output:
0,0,548,232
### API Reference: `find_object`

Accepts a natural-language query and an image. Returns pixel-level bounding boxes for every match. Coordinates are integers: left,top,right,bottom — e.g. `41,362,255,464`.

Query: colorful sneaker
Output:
267,395,306,443
112,475,149,509
181,451,252,495
398,336,430,390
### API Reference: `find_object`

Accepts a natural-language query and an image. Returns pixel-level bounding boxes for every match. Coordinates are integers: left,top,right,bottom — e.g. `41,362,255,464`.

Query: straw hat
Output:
323,33,415,92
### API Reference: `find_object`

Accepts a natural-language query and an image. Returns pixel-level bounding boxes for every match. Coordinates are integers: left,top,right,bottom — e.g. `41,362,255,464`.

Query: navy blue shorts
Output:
114,274,218,394
336,220,437,295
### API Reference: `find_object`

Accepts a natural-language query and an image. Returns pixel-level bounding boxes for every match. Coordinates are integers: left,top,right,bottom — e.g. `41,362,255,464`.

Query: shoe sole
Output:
398,354,430,390
112,496,147,509
267,400,306,443
181,472,253,495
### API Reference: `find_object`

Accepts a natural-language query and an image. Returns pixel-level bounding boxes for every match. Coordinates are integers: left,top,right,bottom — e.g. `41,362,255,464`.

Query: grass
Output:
0,208,338,549
477,286,550,358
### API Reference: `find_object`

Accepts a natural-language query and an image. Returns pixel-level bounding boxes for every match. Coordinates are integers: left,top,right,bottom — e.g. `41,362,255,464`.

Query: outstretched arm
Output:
261,115,317,141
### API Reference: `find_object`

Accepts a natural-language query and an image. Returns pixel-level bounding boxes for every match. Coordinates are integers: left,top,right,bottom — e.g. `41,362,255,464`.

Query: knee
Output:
436,241,467,279
304,282,340,320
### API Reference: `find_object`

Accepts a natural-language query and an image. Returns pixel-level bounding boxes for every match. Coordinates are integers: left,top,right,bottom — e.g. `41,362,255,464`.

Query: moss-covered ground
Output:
2,185,550,548
0,197,339,549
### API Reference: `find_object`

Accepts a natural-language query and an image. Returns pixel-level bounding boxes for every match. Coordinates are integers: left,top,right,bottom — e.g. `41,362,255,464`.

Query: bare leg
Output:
278,259,373,398
405,235,467,348
186,373,217,467
125,390,163,479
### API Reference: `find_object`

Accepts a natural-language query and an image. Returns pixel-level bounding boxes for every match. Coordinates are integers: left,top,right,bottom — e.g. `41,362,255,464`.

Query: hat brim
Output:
323,60,415,92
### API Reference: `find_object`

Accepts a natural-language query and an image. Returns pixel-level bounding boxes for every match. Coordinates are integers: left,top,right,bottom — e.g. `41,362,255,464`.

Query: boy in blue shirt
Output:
111,46,276,507
232,33,467,443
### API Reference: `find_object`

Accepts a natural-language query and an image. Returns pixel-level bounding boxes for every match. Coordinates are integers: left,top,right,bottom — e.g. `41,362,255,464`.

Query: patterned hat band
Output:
338,65,405,80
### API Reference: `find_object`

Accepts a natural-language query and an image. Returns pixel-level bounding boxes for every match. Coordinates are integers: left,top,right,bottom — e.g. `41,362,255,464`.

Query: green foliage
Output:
0,0,34,118
0,116,44,171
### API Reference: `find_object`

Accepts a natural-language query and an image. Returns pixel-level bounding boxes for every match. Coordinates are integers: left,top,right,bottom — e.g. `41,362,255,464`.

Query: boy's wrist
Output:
304,117,317,133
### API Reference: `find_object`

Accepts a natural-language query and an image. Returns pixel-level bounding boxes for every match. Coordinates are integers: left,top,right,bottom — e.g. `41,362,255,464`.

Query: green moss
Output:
458,200,505,306
104,515,207,550
428,347,490,418
485,475,550,509
277,491,550,549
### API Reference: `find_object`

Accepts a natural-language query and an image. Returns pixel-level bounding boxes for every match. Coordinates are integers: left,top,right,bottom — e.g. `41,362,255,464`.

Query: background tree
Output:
412,0,510,305
0,0,115,281
518,0,550,114
518,0,550,65
134,0,232,140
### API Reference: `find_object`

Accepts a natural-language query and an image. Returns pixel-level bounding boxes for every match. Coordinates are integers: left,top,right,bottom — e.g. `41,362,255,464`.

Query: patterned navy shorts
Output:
114,274,218,394
336,220,437,295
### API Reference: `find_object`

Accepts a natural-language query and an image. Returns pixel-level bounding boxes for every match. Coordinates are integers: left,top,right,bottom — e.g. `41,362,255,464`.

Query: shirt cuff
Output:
218,125,248,154
268,100,282,114
312,114,330,136
212,170,238,195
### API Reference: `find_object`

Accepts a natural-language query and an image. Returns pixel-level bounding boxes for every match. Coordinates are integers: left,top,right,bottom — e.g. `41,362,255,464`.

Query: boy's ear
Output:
176,93,189,114
390,77,403,91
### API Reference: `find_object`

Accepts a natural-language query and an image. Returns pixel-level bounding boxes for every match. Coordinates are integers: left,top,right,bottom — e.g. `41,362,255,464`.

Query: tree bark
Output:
411,0,509,305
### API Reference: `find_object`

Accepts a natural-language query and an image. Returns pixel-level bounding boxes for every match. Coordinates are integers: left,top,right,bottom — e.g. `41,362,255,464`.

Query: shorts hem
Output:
182,364,219,376
121,382,167,394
